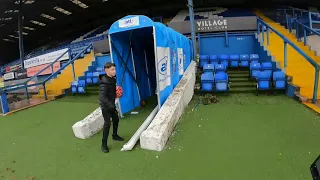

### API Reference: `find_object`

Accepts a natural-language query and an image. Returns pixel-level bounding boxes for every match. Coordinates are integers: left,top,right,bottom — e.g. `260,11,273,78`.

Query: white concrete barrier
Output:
72,99,121,139
140,61,196,151
72,107,104,139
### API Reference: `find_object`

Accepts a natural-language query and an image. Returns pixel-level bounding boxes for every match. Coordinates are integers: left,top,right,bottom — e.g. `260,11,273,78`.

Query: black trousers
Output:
101,108,119,144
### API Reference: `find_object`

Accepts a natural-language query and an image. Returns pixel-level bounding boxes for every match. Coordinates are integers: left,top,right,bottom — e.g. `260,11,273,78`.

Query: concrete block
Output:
72,99,121,139
140,61,196,151
72,107,104,139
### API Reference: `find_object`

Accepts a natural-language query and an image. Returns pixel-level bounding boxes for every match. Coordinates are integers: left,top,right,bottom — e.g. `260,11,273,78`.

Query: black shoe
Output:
112,134,124,141
101,144,109,153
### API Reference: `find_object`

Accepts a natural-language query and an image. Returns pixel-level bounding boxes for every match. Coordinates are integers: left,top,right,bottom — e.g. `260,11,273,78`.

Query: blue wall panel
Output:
200,33,256,55
254,37,281,71
95,55,111,68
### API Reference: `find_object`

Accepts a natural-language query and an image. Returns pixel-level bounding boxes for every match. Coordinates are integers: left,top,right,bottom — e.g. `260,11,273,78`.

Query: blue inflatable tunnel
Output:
109,15,192,116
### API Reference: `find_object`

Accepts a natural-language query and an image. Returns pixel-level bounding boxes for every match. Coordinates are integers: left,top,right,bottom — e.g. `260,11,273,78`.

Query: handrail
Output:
257,18,319,103
0,43,92,93
3,82,43,92
0,34,105,71
199,31,255,38
1,49,69,91
257,18,319,69
44,44,92,82
276,7,309,19
294,19,320,36
287,6,309,12
309,12,320,15
25,49,69,84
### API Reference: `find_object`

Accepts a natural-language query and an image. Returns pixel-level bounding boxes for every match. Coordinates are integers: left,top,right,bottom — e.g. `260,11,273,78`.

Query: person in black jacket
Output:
99,62,124,153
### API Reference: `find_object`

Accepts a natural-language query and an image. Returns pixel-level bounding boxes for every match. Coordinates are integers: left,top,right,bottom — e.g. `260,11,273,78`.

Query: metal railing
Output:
265,7,320,33
257,18,319,103
0,43,93,101
261,8,320,48
278,7,309,18
308,12,320,32
0,34,105,74
288,17,320,46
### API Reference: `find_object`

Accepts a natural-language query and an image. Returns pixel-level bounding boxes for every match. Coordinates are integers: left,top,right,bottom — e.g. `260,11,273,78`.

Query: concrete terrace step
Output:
227,70,250,74
228,73,250,78
229,86,256,93
229,81,256,88
229,77,251,82
86,85,99,95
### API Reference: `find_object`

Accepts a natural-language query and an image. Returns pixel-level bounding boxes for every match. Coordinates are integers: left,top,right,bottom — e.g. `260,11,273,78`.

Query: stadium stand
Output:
171,7,226,22
171,7,256,22
200,53,285,93
256,9,320,102
1,3,320,179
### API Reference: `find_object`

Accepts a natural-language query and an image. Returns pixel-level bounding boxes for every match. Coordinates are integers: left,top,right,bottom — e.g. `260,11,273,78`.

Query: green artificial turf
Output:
0,94,319,180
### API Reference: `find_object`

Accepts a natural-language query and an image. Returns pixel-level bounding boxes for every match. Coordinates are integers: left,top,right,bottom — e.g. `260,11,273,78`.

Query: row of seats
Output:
70,46,92,59
83,26,108,39
203,63,226,73
200,54,259,68
201,71,229,92
201,67,286,92
256,71,286,90
2,27,108,73
71,80,87,94
250,61,272,79
29,35,104,60
249,61,286,90
183,9,254,21
219,9,256,17
171,7,226,22
71,67,105,94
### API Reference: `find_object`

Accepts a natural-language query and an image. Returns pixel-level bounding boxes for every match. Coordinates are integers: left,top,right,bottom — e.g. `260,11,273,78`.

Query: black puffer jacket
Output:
99,74,116,110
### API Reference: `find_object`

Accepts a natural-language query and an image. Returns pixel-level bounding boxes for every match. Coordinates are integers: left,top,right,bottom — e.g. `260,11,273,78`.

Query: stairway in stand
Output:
255,10,320,111
228,69,256,93
32,51,95,100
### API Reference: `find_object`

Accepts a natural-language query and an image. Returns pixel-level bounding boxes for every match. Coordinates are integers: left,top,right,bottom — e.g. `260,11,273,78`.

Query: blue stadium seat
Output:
210,55,219,65
230,55,240,68
86,47,92,53
250,60,259,69
201,72,214,91
240,54,249,67
200,55,209,68
71,81,78,93
78,80,86,93
250,62,261,79
96,67,103,72
250,54,259,62
261,62,273,78
273,71,286,89
215,72,229,91
99,71,106,76
219,55,229,68
92,72,100,84
86,72,93,84
203,63,215,73
215,64,226,73
256,71,271,90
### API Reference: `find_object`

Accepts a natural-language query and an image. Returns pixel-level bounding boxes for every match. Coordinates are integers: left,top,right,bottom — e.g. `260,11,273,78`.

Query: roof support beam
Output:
18,0,25,67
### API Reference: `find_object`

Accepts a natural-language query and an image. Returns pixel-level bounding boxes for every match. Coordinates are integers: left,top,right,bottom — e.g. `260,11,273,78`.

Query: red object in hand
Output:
116,86,123,98
140,100,146,107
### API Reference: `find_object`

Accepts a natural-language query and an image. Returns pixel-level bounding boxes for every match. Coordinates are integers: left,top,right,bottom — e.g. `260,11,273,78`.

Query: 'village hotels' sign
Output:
195,19,228,32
